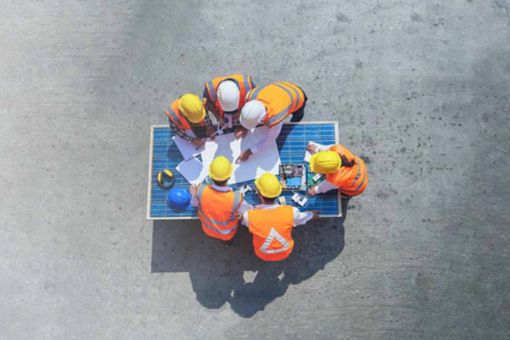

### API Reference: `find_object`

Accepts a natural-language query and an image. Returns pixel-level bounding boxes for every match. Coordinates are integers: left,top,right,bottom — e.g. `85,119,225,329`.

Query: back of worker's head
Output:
310,151,342,174
255,172,282,202
217,80,240,112
179,93,206,123
240,100,266,130
208,156,233,185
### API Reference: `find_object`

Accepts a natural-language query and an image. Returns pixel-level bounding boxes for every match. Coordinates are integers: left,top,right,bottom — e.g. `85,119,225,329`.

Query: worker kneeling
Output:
307,144,368,197
241,173,319,261
190,156,251,241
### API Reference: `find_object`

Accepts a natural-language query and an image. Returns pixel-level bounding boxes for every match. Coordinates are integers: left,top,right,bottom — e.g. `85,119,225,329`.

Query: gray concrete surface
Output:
1,0,509,339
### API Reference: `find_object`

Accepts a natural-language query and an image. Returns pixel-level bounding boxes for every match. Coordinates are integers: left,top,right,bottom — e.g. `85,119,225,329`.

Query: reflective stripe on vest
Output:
327,145,368,195
247,86,264,101
165,99,190,130
267,82,297,126
166,108,181,126
260,228,290,254
196,185,242,233
249,82,303,127
207,75,255,119
198,212,239,235
248,205,294,261
206,80,216,102
242,75,252,96
211,77,241,99
341,167,367,194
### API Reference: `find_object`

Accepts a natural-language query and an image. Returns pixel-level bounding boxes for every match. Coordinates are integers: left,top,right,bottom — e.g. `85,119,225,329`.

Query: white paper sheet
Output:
176,157,208,185
304,141,328,162
173,136,204,160
201,126,281,184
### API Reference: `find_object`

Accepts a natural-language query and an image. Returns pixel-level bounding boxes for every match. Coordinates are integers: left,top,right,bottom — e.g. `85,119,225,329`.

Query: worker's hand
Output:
189,184,199,196
306,144,318,154
192,138,205,149
235,128,248,139
236,149,252,163
311,210,320,220
307,186,318,196
207,126,216,138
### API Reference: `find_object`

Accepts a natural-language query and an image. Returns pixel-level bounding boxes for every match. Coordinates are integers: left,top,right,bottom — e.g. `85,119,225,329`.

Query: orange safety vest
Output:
164,99,190,130
246,81,305,127
204,74,255,118
326,145,368,196
164,98,206,131
196,184,243,241
247,205,295,261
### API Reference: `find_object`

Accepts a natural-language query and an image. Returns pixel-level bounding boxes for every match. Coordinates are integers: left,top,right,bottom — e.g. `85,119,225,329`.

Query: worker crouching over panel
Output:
190,156,252,241
236,81,307,163
307,144,368,197
203,74,255,130
241,173,319,261
164,93,214,148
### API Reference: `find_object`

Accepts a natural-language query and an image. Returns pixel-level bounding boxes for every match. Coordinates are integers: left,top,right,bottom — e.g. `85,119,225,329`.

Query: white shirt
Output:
240,203,314,227
191,184,253,215
250,122,283,155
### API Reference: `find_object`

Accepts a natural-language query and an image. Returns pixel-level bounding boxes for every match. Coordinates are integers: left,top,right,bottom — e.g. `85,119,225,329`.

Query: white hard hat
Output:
240,100,266,130
217,80,240,112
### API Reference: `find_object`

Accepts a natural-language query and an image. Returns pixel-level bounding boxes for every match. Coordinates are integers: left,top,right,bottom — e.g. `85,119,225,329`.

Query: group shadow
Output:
151,197,350,318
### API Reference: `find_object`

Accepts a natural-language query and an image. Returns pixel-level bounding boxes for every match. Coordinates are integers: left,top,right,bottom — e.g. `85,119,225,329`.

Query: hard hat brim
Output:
255,176,282,198
186,107,206,124
208,160,233,181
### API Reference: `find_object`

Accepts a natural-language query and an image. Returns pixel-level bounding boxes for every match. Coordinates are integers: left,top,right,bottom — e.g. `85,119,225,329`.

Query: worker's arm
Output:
240,211,249,226
250,122,283,155
190,184,200,207
237,200,254,217
307,143,334,154
292,207,316,226
313,180,338,194
169,121,195,142
317,144,334,152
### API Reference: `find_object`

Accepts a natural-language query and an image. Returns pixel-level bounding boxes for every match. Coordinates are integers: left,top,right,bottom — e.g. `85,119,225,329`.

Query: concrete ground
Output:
1,1,509,339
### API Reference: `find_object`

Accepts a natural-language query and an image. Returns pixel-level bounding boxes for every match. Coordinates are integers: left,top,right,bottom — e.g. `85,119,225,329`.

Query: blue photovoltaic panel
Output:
148,123,339,219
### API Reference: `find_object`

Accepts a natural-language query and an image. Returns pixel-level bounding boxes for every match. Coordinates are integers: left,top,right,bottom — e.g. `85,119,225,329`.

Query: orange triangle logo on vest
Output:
260,228,290,254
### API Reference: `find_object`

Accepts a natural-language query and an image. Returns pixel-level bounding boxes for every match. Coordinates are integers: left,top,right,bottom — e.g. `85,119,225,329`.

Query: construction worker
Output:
241,173,319,261
203,74,255,130
236,81,307,163
190,156,252,242
307,144,368,197
164,93,215,148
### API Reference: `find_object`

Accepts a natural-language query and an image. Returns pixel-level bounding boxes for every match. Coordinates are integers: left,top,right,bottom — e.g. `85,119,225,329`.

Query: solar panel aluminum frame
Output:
146,121,341,220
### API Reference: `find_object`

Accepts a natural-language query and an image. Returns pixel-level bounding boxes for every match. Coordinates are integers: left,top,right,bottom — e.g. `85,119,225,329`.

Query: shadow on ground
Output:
151,198,349,318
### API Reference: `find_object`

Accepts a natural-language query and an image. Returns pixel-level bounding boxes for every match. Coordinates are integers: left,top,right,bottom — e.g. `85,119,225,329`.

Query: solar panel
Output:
147,122,340,219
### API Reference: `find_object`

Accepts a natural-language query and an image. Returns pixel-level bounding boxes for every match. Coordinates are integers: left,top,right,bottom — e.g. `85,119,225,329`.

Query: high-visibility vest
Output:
164,98,207,131
196,184,243,241
246,81,305,127
204,74,255,118
247,205,295,261
326,144,368,196
164,99,190,130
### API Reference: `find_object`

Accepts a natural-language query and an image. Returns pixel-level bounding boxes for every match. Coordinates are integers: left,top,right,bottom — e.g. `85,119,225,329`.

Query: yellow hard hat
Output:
179,93,206,123
255,172,282,198
310,151,341,174
209,156,233,181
